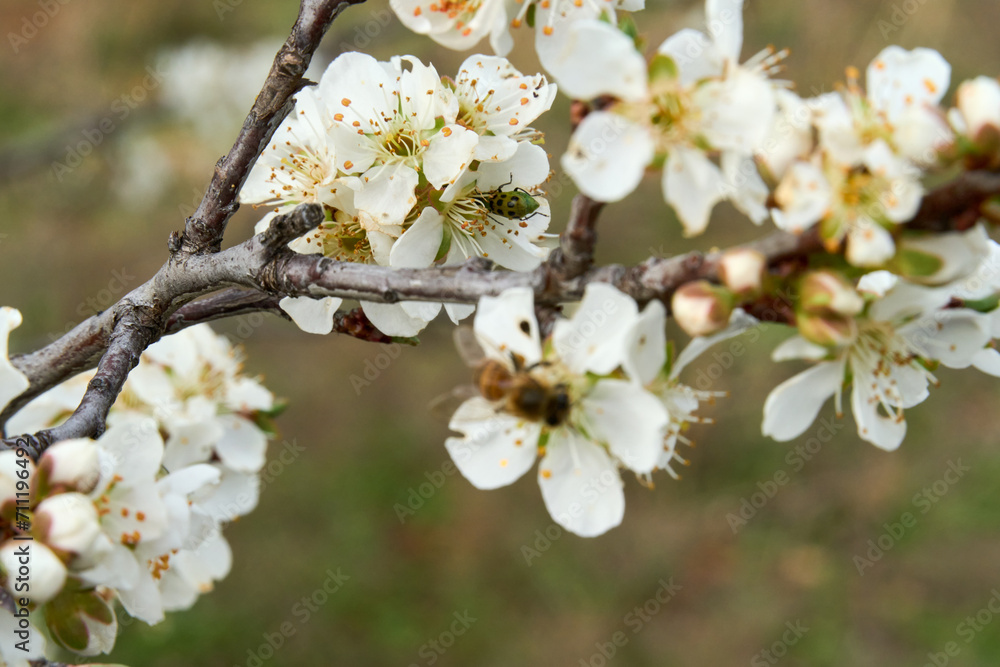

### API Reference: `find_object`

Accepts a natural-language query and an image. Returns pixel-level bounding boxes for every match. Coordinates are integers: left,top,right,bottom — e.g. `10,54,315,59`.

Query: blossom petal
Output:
537,429,624,538
424,124,479,189
0,308,28,414
543,19,648,102
390,207,444,269
445,397,541,490
582,379,668,474
623,300,667,385
354,164,419,228
279,296,343,335
361,301,432,337
763,360,845,441
851,378,906,451
867,46,950,122
665,146,726,236
563,112,653,202
473,287,542,365
553,283,638,375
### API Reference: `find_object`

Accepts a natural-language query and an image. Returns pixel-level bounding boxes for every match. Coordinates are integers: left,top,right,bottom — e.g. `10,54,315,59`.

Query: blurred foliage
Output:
2,0,1000,665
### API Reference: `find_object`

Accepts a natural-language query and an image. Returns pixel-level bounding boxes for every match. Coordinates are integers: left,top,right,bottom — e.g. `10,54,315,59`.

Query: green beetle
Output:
482,175,544,220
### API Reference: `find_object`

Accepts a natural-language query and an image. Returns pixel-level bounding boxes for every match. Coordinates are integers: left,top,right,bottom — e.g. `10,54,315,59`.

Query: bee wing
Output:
453,326,487,368
429,385,483,423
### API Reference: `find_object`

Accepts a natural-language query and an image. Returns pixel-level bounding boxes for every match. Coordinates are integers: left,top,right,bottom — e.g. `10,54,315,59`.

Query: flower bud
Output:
35,492,101,557
0,540,67,605
799,271,864,316
797,312,858,347
38,438,101,494
955,76,1000,140
718,248,766,294
0,450,33,518
671,281,734,337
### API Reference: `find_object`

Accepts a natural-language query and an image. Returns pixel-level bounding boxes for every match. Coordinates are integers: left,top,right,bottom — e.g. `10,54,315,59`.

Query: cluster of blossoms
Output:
389,0,644,77
444,283,752,537
0,320,277,662
763,232,1000,451
240,51,557,337
379,0,1000,534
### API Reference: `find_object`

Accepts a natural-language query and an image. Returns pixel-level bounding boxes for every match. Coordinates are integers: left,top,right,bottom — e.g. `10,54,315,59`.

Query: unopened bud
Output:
39,438,100,494
0,540,67,605
671,281,734,337
36,492,101,556
799,271,864,316
0,451,32,518
718,248,766,294
797,312,857,347
955,76,1000,140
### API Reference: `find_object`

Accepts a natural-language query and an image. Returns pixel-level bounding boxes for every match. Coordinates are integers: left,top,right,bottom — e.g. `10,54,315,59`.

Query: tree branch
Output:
179,0,367,255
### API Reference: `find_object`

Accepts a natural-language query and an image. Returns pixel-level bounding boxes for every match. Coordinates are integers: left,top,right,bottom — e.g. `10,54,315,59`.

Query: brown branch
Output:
179,0,367,255
907,170,1000,232
548,193,605,280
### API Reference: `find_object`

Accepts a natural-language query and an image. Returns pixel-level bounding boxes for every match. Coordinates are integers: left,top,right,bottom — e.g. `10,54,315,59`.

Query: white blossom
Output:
763,272,993,450
444,284,669,537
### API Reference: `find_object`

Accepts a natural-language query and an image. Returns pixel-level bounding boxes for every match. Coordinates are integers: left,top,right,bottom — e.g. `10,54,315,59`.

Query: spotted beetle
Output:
482,175,545,221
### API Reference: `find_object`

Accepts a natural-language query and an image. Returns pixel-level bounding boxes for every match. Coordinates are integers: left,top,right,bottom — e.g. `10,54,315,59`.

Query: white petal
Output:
623,300,667,385
665,146,726,236
582,380,668,474
444,303,476,324
361,301,432,337
553,283,638,375
658,29,723,85
672,308,759,377
543,19,648,102
563,112,653,202
972,347,1000,377
424,125,479,189
867,46,950,122
279,296,342,335
851,379,906,451
476,142,551,191
445,397,541,490
0,308,28,413
537,429,624,538
772,335,829,362
214,415,268,473
762,360,845,441
706,0,745,64
474,288,542,365
354,164,419,228
390,207,444,269
901,310,991,368
845,222,896,268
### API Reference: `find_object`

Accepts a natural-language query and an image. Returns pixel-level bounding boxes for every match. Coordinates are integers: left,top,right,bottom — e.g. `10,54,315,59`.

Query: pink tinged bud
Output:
797,312,858,347
799,271,864,316
39,438,100,494
0,540,67,605
718,248,766,294
36,492,101,556
671,281,734,337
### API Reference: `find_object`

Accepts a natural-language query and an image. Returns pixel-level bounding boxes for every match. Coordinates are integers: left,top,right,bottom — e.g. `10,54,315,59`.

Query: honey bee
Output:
452,328,572,427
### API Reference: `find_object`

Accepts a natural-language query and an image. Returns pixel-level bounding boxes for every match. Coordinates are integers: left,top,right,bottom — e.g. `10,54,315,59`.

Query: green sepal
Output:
890,247,944,278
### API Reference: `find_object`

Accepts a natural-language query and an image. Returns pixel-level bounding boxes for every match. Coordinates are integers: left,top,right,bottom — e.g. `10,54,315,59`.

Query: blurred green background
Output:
3,0,1000,665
